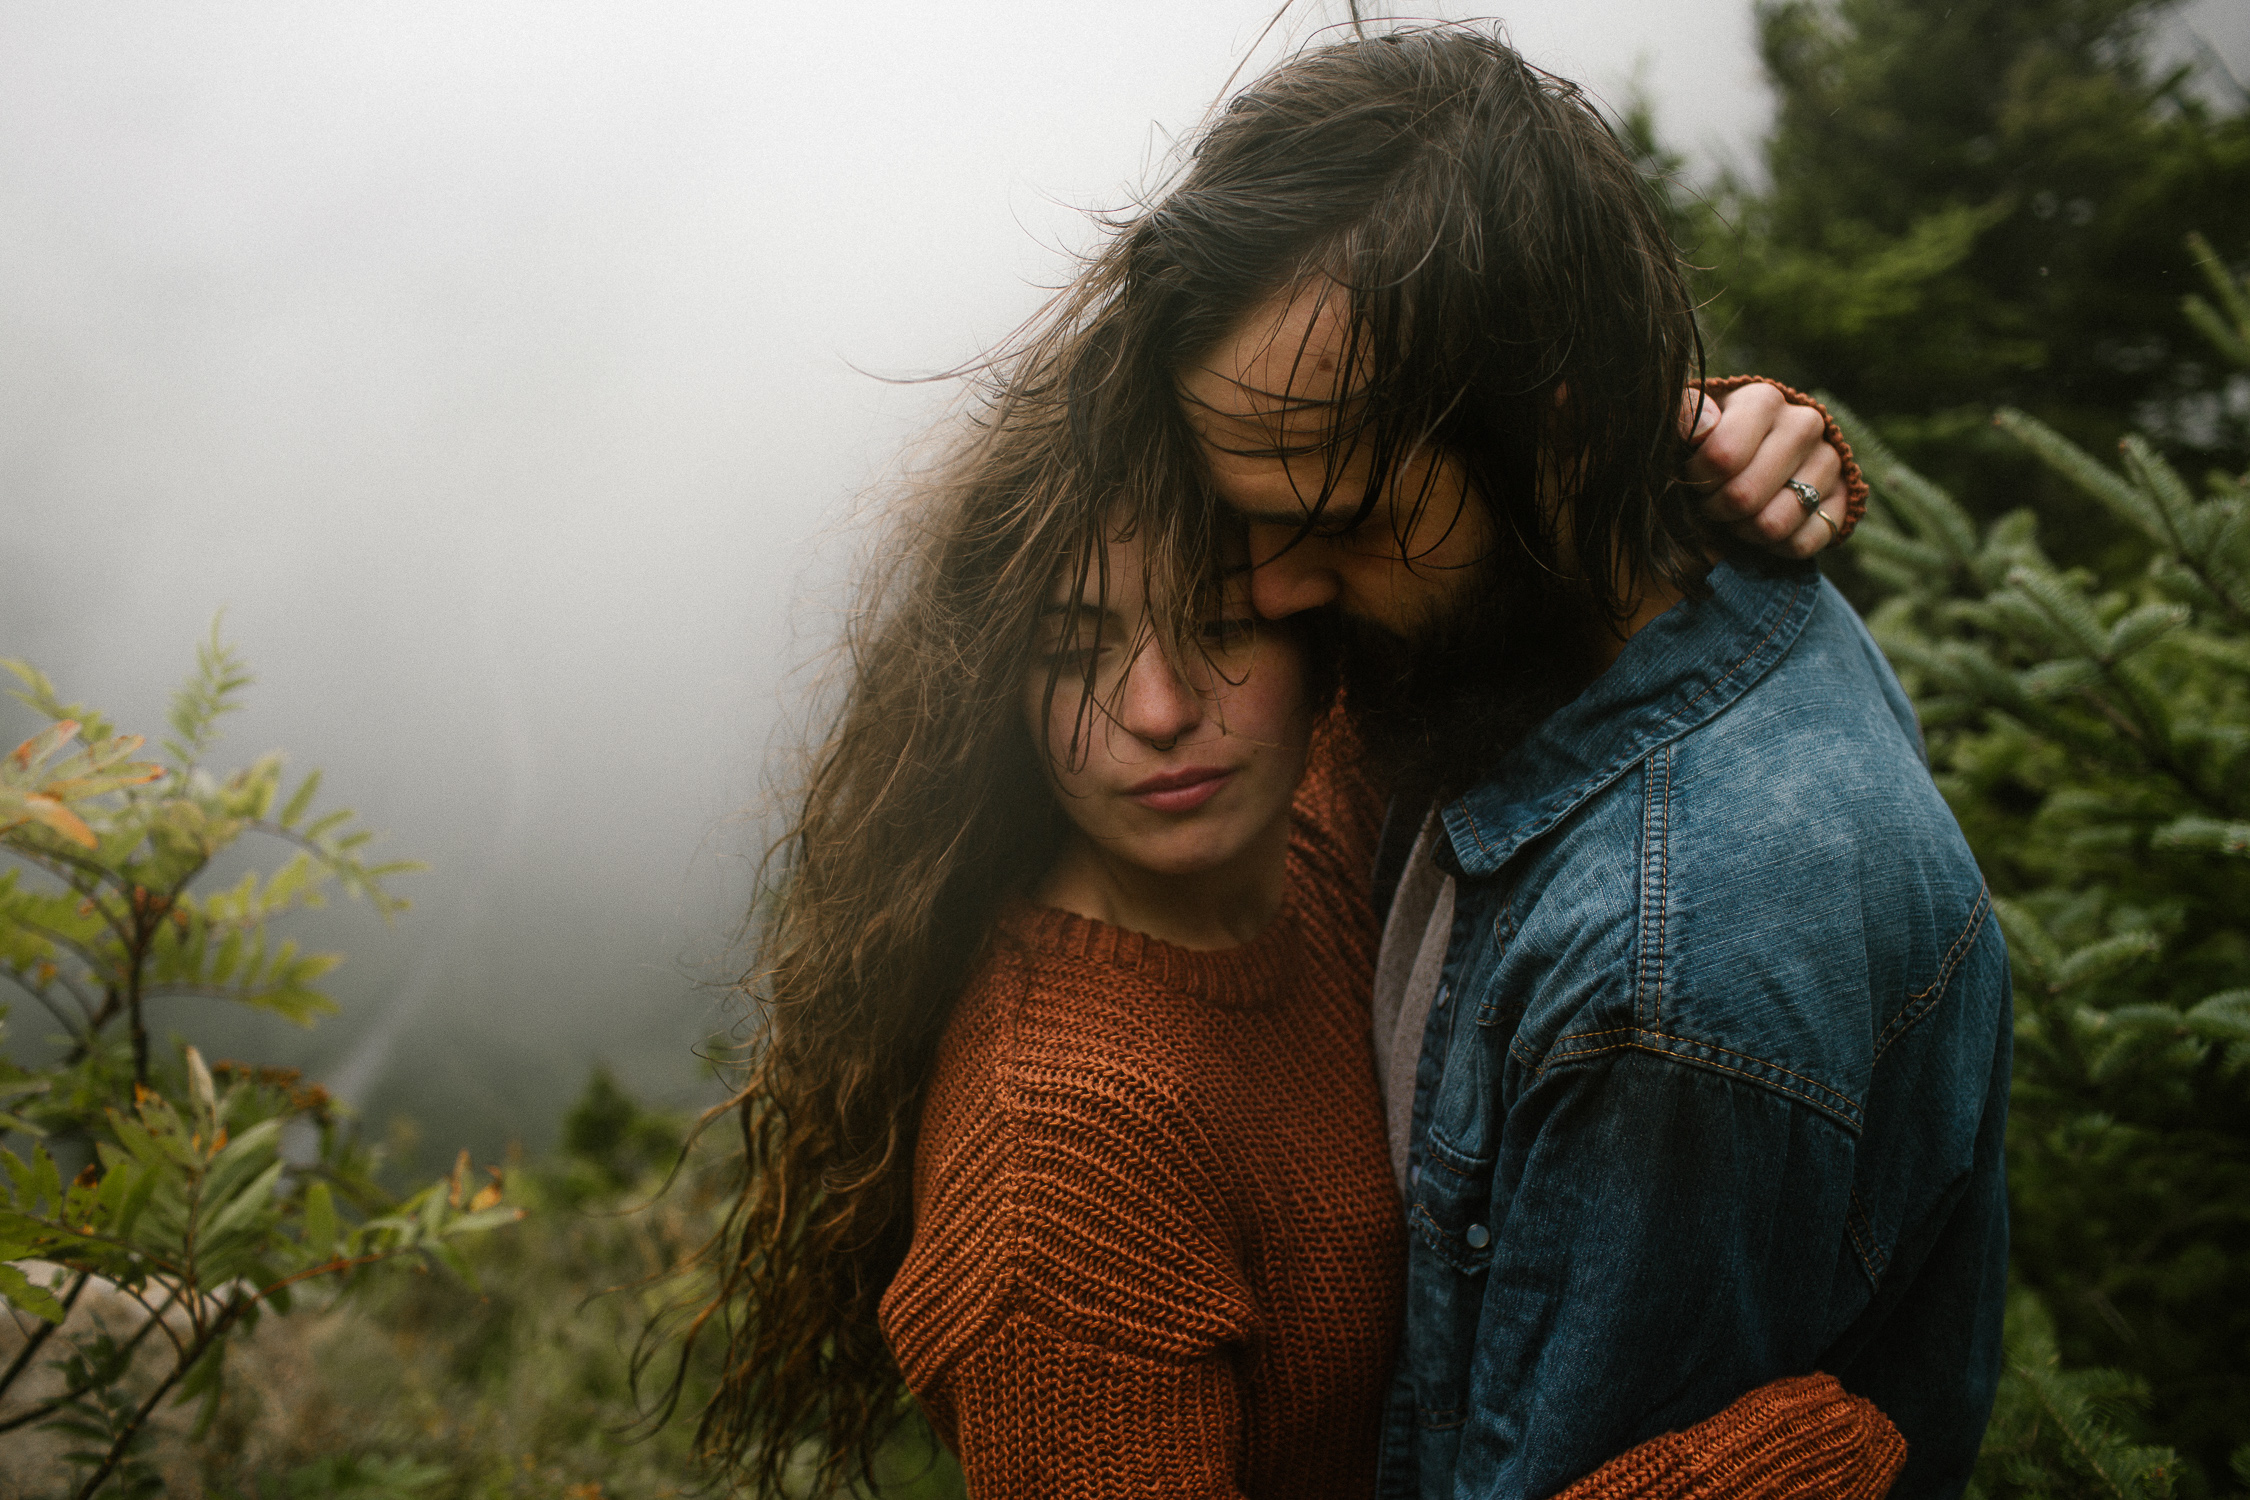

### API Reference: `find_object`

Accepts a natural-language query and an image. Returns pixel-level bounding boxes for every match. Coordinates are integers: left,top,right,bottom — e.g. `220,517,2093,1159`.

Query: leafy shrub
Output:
183,1071,780,1498
0,635,519,1498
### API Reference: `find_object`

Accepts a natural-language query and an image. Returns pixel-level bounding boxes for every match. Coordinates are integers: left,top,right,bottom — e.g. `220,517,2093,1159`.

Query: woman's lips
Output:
1126,765,1235,813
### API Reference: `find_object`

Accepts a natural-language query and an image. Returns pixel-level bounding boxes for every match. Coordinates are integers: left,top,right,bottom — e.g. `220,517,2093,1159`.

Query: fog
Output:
4,0,2244,1168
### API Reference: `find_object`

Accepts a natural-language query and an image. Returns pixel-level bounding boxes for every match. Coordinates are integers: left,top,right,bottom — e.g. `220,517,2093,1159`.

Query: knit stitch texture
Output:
1556,1374,1906,1500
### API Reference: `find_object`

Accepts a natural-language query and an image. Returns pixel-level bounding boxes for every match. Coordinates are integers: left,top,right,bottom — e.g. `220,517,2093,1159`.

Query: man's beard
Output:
1337,554,1610,806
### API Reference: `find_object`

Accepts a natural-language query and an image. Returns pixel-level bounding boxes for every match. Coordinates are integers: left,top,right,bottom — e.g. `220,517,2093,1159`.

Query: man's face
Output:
1178,278,1605,790
1177,280,1495,639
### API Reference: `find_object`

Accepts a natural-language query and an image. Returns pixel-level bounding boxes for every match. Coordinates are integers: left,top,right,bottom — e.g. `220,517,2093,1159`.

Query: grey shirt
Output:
1369,810,1453,1193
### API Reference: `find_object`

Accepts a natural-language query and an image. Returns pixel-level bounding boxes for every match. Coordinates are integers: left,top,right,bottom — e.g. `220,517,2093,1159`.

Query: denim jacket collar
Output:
1441,558,1821,879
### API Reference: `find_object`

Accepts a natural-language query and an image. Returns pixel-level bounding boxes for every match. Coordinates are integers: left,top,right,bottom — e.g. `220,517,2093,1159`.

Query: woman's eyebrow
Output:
1037,601,1123,622
1180,382,1339,416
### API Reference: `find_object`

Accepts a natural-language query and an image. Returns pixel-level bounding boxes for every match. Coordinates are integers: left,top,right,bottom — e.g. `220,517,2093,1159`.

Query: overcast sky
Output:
2,0,2244,1158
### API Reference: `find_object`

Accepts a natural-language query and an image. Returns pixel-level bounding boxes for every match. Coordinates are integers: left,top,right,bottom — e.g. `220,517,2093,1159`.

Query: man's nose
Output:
1247,524,1342,619
1117,641,1204,748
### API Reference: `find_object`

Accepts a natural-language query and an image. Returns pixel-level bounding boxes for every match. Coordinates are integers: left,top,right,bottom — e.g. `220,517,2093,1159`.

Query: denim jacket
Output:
1373,559,2012,1500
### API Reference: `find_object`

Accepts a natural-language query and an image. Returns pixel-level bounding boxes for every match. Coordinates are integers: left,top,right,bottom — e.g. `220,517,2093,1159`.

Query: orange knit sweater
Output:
877,717,1905,1498
880,716,1398,1496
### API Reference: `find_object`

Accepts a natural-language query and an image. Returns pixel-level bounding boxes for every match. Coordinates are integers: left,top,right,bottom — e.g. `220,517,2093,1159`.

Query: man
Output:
1115,26,2011,1500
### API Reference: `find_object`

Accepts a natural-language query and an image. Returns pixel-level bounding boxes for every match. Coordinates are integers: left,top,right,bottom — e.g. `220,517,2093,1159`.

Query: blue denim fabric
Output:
1373,559,2011,1500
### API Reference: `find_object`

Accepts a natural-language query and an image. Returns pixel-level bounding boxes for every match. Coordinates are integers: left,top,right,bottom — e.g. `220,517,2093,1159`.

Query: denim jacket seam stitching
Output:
1653,576,1810,731
1634,759,1650,1026
1421,1149,1473,1179
1542,1024,1854,1103
1657,743,1673,1027
1844,1188,1889,1286
1635,749,1671,1028
1449,578,1808,869
1538,1030,1863,1127
1873,883,1993,1063
1457,800,1496,859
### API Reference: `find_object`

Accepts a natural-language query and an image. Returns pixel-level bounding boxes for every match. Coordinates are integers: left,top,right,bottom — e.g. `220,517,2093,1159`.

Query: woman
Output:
684,50,1894,1500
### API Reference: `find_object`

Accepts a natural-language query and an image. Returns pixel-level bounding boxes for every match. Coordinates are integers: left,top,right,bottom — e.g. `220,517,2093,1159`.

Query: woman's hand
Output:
1681,381,1853,560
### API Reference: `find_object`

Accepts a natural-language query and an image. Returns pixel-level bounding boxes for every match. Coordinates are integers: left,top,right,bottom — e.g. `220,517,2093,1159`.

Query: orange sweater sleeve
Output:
1555,1374,1907,1500
1691,375,1871,539
936,1316,1251,1498
883,976,1260,1499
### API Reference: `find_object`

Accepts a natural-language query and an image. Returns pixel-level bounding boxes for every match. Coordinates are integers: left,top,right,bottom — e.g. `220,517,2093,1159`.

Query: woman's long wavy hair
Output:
669,265,1221,1493
679,22,1705,1492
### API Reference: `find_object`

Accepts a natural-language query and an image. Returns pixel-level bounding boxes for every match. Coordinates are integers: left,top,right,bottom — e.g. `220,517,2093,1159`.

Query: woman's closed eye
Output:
1040,638,1105,670
1037,612,1114,669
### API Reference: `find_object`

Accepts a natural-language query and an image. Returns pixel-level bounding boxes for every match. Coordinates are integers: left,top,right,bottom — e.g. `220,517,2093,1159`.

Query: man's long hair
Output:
1110,25,1706,620
674,23,1705,1492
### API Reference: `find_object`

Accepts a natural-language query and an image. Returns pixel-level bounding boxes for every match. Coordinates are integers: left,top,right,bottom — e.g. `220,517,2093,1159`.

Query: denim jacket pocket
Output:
1409,1122,1498,1277
1411,982,1500,1275
1404,1117,1496,1452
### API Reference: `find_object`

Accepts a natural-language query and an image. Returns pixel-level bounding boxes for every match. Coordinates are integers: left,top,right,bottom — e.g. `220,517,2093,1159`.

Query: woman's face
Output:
1025,532,1313,879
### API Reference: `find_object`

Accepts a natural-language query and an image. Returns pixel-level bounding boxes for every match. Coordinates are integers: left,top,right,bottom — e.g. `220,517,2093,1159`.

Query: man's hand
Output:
1681,383,1846,559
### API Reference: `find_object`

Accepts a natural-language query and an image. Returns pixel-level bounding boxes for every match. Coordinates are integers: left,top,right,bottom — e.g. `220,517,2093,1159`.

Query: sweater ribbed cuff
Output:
1552,1373,1907,1500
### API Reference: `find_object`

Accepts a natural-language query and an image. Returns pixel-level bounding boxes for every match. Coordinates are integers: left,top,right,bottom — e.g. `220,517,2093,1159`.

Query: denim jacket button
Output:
1465,1223,1491,1249
1436,983,1450,1009
1410,1164,1421,1186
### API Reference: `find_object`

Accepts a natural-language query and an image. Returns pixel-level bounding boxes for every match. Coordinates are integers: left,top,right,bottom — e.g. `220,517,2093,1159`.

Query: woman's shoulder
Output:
933,922,1214,1144
885,932,1256,1384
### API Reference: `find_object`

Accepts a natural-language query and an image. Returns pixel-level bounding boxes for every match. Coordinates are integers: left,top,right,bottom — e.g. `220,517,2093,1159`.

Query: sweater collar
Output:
999,876,1307,1012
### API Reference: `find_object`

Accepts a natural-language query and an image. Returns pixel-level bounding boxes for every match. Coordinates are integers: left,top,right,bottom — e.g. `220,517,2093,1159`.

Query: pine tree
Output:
1682,0,2250,555
1839,233,2250,1489
1975,1289,2185,1500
